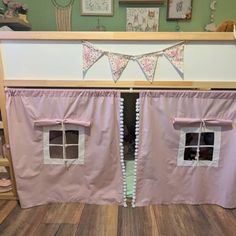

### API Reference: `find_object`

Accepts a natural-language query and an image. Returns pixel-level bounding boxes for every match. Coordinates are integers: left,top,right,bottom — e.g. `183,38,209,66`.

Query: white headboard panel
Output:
2,40,236,82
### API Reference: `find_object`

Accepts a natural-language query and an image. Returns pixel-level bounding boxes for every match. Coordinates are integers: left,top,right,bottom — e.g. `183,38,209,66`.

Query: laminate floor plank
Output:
132,206,159,236
230,208,236,219
117,205,135,236
1,200,236,236
16,205,49,236
44,203,85,224
55,224,79,236
75,204,118,236
152,205,181,236
201,205,236,236
0,203,48,236
0,200,17,224
31,223,61,236
185,205,216,236
165,205,197,236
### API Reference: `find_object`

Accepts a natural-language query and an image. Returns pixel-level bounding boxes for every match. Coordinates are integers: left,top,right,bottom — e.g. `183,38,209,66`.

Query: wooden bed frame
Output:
0,31,235,199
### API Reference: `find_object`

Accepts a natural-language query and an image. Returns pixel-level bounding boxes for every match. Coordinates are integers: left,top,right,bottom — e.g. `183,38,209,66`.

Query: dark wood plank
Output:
43,203,84,224
31,223,60,236
0,200,17,224
76,204,118,236
117,206,135,236
118,205,159,236
153,204,192,236
16,205,49,236
165,205,196,236
230,208,236,219
56,224,79,236
201,205,236,236
1,200,236,236
185,205,216,236
0,203,48,236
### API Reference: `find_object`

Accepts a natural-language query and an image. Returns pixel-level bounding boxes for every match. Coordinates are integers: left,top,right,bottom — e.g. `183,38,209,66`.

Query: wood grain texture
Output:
31,224,61,236
0,201,236,236
0,203,48,236
0,45,17,199
44,203,84,224
76,204,118,236
0,32,234,41
5,80,236,89
0,200,17,224
201,205,236,236
55,224,79,236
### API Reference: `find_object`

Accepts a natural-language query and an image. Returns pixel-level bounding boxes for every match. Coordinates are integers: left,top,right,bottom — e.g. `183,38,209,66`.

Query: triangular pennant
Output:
136,54,160,83
107,53,130,82
164,43,184,77
83,42,104,77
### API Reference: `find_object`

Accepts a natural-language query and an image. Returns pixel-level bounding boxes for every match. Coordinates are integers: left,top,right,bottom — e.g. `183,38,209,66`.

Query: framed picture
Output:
81,0,113,16
167,0,192,21
126,8,159,32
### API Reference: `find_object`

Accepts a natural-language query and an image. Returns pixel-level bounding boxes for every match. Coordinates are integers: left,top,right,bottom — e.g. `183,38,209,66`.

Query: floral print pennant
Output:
107,53,131,82
164,43,184,78
82,41,185,82
83,42,104,76
136,54,160,82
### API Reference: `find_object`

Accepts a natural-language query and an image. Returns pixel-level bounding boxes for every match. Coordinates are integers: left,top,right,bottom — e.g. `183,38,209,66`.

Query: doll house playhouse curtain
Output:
5,89,126,208
133,90,236,208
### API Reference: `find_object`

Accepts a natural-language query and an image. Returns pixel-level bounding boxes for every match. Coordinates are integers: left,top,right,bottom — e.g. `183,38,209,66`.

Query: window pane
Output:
185,133,199,146
200,132,214,145
65,130,79,144
184,148,197,160
49,131,63,144
49,146,63,159
199,147,213,161
65,146,78,159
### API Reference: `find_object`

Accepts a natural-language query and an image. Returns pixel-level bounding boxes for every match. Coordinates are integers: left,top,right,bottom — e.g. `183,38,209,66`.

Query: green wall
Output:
1,0,236,31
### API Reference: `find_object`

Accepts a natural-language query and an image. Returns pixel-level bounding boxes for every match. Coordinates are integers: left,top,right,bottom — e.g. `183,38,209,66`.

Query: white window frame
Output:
177,126,221,167
43,124,85,165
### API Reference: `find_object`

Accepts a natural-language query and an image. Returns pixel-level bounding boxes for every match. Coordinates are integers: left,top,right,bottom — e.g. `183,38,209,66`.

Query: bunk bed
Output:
0,31,235,208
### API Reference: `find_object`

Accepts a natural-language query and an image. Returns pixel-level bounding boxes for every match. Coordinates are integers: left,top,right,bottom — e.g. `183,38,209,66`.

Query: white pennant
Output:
136,54,160,82
83,42,104,77
107,53,130,82
164,43,184,77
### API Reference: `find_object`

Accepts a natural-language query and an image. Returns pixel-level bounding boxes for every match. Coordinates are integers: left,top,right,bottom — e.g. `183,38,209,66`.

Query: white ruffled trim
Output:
119,97,127,207
132,98,140,208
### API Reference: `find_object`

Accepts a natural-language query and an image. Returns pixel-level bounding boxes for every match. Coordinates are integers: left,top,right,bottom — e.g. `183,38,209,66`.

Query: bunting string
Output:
82,41,185,82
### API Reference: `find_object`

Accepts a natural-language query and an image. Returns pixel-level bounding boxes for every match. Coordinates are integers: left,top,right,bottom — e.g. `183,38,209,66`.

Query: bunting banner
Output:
83,42,104,76
135,53,160,83
107,53,131,82
82,41,185,82
163,43,184,77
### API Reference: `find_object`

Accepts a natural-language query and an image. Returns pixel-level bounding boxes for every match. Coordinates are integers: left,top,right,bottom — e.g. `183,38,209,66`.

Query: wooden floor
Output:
0,201,236,236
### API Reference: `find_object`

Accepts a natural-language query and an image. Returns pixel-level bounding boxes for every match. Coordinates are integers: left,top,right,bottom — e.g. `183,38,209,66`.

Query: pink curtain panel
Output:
133,90,236,208
6,89,125,208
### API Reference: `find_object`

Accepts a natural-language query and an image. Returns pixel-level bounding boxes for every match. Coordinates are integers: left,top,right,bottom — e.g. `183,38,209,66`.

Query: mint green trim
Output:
125,160,134,198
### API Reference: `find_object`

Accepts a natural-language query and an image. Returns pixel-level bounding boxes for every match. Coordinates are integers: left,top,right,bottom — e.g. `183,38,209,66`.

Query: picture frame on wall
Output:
81,0,113,16
167,0,192,21
126,8,159,32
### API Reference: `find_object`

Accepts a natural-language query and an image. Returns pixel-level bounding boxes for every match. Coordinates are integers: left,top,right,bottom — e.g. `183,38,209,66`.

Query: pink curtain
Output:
6,89,124,208
134,90,236,208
